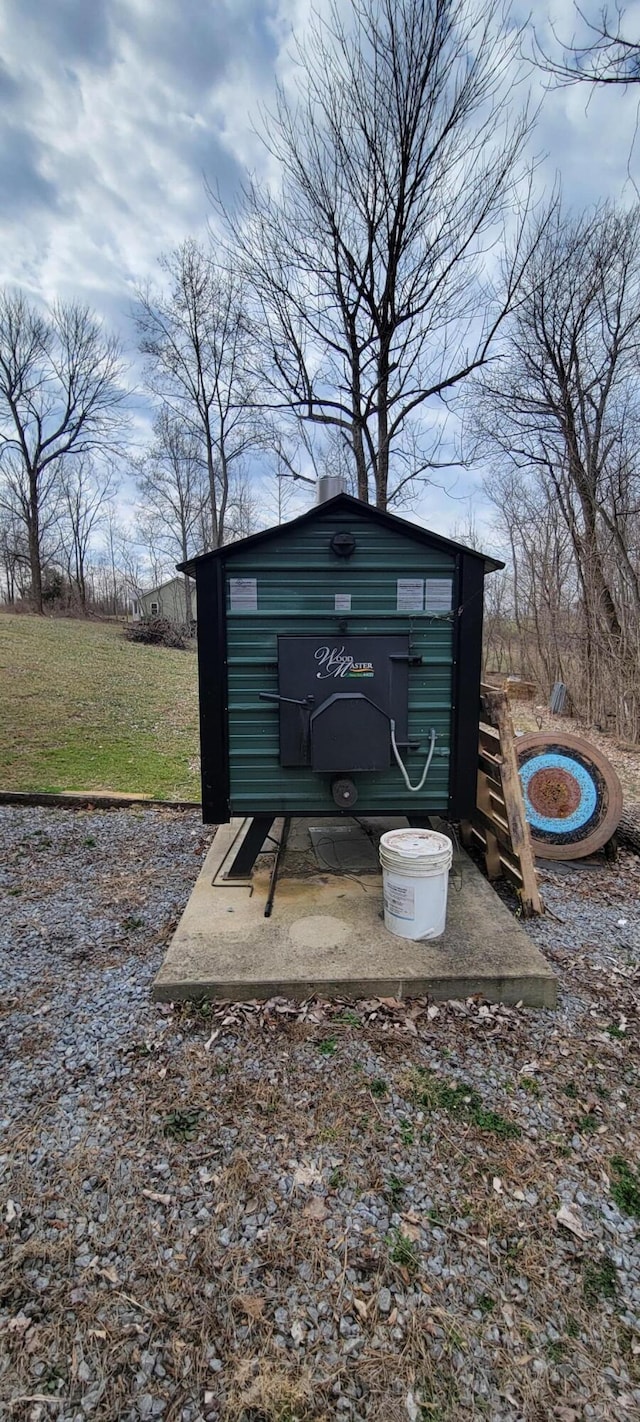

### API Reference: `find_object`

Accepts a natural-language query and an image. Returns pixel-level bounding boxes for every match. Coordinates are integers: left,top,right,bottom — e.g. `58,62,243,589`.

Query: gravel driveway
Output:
1,806,639,1422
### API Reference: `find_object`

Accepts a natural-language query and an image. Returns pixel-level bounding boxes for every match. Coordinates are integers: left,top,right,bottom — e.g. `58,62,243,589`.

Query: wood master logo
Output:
314,645,375,679
346,661,374,677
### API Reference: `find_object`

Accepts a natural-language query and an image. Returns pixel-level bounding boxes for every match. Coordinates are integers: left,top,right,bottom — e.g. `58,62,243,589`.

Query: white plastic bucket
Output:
379,828,453,940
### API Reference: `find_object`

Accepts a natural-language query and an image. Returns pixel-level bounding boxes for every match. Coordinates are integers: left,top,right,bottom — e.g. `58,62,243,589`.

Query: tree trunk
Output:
351,424,368,501
618,805,640,854
73,534,87,612
27,482,43,614
218,442,229,547
573,460,623,644
376,367,389,510
207,453,218,546
78,562,87,613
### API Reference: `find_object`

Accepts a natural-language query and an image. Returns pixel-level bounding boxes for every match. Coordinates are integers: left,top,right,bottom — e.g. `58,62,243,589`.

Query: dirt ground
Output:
1,806,639,1422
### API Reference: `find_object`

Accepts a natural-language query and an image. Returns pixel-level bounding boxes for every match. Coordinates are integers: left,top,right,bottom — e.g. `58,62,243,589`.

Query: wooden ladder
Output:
460,684,543,916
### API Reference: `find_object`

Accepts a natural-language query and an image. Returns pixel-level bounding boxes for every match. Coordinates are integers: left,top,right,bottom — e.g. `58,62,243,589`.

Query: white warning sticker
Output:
229,577,257,612
424,578,452,614
334,593,351,611
396,577,424,612
383,880,415,921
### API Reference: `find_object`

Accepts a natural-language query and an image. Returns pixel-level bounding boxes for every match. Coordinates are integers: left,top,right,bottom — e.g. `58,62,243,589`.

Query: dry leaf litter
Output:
0,806,639,1422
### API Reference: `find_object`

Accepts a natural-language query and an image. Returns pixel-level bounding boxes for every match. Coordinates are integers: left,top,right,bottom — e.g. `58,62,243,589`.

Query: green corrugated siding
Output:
223,511,456,814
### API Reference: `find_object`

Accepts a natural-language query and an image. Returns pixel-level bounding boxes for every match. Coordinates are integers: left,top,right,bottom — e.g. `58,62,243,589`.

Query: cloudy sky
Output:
1,0,639,550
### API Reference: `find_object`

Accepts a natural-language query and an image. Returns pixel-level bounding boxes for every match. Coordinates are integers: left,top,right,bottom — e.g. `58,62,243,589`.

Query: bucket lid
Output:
379,829,452,858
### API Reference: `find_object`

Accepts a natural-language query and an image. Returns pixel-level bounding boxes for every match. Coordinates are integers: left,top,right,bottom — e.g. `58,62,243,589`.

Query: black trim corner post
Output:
195,557,230,824
449,551,485,821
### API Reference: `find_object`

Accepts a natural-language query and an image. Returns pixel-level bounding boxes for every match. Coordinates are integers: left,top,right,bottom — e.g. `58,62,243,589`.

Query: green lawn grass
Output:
0,614,201,799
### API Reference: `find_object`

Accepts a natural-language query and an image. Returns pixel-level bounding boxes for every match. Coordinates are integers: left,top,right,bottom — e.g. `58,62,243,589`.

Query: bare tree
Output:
483,464,579,685
0,506,30,603
218,0,535,510
535,4,640,86
59,459,118,611
135,411,207,624
99,502,125,618
472,199,640,734
260,458,304,526
0,290,128,613
0,454,63,601
264,419,357,510
92,504,148,619
135,240,265,548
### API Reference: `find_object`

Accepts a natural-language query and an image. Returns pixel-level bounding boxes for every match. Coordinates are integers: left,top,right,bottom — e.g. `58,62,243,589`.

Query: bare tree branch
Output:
0,290,128,612
533,4,640,87
214,0,536,510
471,198,640,733
59,458,118,611
135,240,268,548
134,410,209,622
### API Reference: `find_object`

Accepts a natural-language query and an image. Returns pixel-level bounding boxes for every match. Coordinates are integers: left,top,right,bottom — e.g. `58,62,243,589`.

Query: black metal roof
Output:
178,492,503,577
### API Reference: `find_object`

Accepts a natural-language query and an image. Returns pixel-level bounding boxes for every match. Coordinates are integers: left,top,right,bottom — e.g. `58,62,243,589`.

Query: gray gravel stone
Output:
1,806,639,1422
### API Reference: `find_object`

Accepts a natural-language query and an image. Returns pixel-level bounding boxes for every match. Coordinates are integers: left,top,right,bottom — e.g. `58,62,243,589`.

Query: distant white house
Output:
131,575,197,627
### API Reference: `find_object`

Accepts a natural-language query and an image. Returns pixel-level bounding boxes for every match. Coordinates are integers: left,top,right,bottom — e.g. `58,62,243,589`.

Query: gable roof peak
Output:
178,491,503,575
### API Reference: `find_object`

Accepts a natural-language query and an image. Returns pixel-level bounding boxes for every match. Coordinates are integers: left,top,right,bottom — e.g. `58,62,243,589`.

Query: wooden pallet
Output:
460,685,543,916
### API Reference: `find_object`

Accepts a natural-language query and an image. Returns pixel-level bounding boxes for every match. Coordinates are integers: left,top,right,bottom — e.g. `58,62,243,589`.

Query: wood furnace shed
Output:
180,493,501,828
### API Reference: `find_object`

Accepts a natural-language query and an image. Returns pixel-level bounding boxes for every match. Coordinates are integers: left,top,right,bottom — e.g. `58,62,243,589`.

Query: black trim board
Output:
449,550,484,820
196,559,229,824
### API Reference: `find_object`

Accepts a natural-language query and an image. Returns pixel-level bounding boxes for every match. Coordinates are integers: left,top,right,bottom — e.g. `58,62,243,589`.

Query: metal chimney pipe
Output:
316,473,344,504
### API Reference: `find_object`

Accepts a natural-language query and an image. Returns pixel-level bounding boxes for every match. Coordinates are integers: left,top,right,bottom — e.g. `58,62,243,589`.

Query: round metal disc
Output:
516,732,623,859
331,776,358,809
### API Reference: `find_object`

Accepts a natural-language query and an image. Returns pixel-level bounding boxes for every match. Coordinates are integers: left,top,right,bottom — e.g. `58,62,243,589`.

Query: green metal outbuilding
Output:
180,492,501,842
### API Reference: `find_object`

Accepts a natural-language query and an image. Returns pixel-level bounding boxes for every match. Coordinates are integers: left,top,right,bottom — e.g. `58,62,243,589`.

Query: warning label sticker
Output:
229,577,257,612
383,880,415,921
396,577,424,612
424,578,453,614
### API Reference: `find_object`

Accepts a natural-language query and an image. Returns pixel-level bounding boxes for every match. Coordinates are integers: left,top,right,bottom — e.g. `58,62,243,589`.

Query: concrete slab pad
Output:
153,818,557,1008
308,822,379,872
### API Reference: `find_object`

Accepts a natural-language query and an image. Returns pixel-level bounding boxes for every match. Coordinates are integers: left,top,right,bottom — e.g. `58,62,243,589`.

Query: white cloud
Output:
0,0,638,548
0,0,281,309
